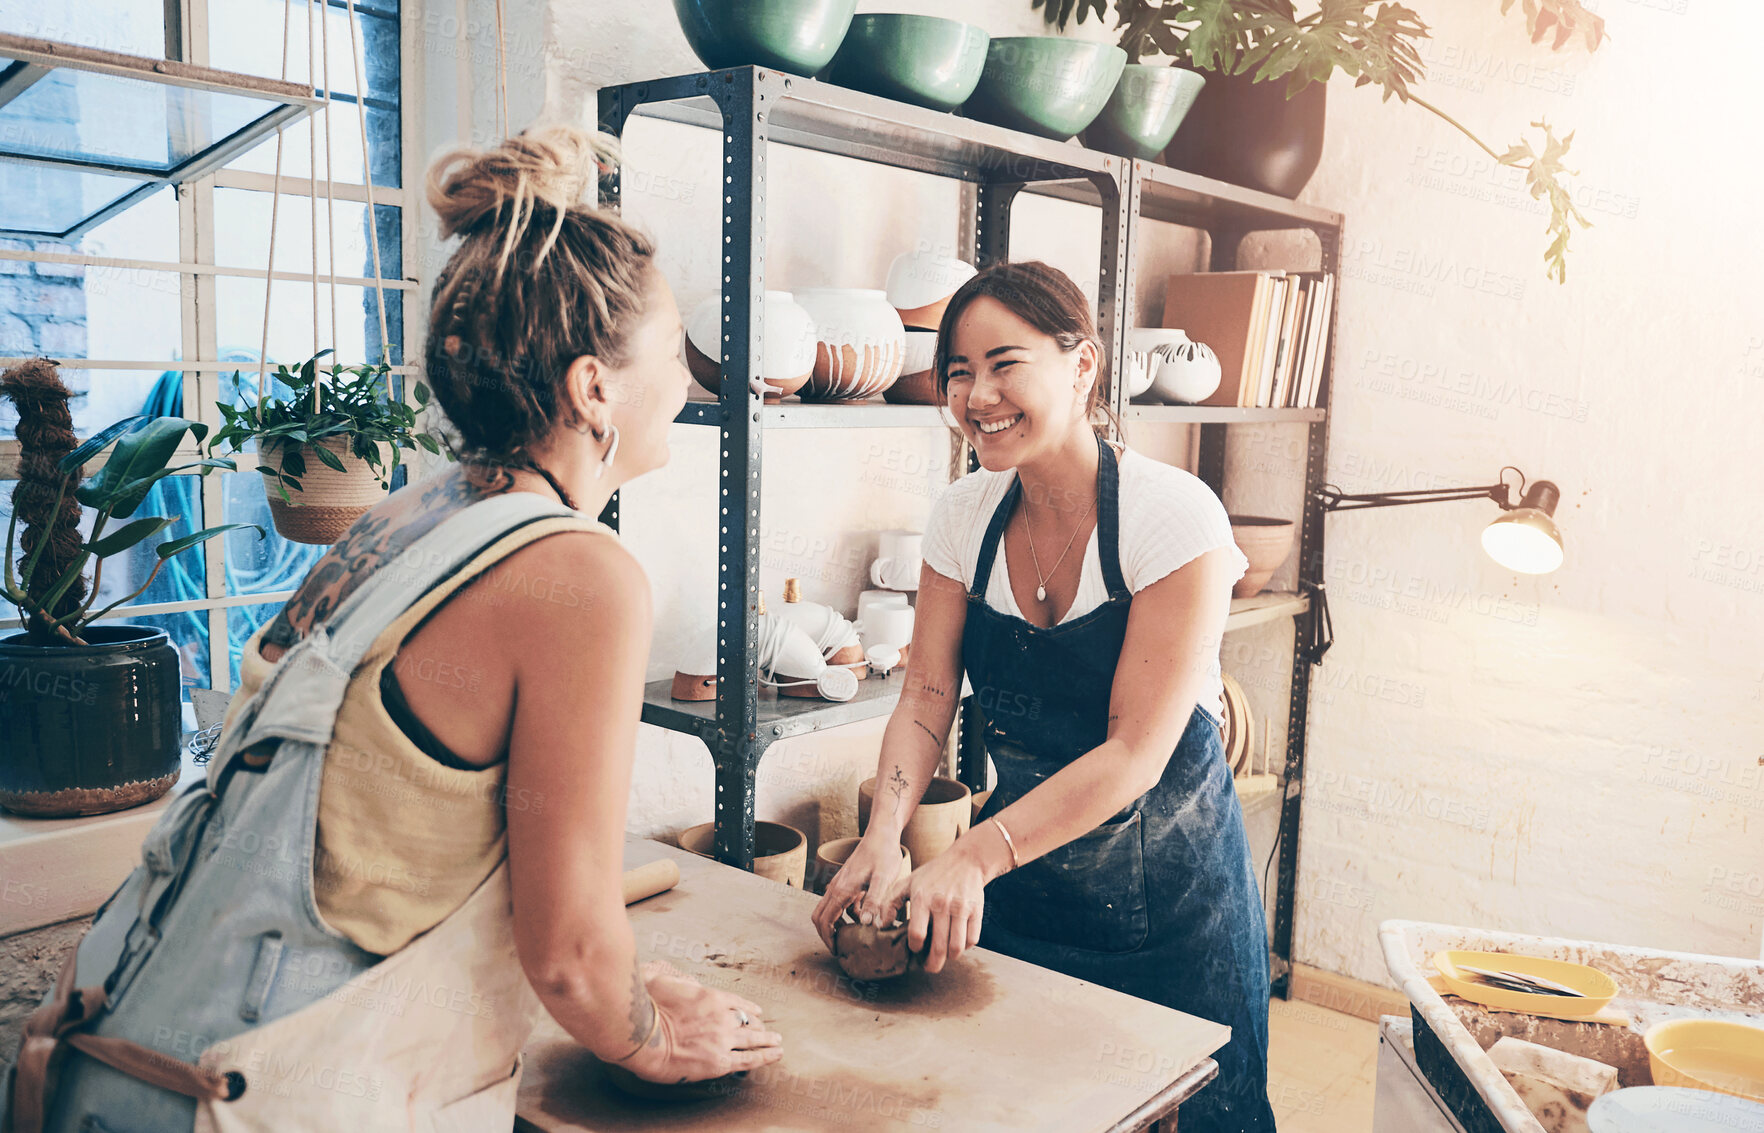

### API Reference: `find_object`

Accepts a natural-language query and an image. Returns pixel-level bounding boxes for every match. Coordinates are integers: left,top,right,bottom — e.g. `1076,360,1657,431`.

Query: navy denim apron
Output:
966,436,1278,1133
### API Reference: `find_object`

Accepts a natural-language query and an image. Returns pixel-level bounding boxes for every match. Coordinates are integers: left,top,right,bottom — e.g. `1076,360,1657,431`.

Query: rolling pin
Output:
622,858,680,905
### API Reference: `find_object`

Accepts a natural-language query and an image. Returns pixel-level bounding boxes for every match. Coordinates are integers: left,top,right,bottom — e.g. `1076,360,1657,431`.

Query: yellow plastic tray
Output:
1431,949,1617,1019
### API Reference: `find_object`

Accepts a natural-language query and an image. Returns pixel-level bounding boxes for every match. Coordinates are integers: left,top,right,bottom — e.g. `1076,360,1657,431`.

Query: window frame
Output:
0,0,421,693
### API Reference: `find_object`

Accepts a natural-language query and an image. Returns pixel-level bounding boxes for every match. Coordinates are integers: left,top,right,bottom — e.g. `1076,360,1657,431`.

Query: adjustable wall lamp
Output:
1315,466,1565,575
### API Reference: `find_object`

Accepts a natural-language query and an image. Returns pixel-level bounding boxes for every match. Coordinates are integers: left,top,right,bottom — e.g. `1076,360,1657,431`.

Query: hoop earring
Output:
595,424,621,480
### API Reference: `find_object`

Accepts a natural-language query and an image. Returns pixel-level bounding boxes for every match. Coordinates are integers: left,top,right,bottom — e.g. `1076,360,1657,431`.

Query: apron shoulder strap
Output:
1095,436,1129,601
219,493,584,764
970,476,1020,600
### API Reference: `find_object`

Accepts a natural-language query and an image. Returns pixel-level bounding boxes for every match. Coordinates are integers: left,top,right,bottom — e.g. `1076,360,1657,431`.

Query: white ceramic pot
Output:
885,250,977,330
1146,330,1222,404
863,603,915,650
794,288,906,402
856,589,909,631
1124,328,1182,401
870,529,922,590
684,290,817,401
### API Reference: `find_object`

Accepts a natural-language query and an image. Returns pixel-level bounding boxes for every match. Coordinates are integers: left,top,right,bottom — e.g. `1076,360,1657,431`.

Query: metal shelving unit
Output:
1122,158,1342,997
596,68,1338,998
597,66,1127,873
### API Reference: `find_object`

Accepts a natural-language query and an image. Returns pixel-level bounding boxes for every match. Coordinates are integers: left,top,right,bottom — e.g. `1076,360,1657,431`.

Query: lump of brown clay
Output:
600,1060,749,1102
832,913,917,981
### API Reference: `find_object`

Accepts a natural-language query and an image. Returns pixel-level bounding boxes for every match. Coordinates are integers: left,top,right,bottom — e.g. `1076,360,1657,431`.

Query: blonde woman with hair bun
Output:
5,127,779,1133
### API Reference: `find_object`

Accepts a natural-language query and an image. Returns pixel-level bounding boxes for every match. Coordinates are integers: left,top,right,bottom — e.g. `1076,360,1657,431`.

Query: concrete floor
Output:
1266,998,1382,1132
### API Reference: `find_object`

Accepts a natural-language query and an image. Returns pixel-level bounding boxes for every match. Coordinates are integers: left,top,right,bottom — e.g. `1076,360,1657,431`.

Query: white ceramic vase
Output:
793,288,906,402
684,290,817,401
885,250,977,330
1147,330,1223,404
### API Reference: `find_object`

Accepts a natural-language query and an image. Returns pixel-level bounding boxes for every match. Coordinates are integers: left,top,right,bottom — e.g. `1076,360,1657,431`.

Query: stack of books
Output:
1158,270,1335,409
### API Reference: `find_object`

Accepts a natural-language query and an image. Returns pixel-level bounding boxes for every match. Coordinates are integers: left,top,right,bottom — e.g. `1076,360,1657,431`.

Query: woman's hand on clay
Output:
622,960,783,1083
872,843,988,975
811,832,905,950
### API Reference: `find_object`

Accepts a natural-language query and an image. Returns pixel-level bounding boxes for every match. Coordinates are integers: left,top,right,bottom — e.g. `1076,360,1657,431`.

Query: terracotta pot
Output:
809,836,912,895
885,251,975,331
793,289,905,401
684,290,817,402
884,329,942,405
678,820,808,889
669,671,717,701
259,436,390,545
1162,68,1327,200
857,775,970,866
1230,515,1296,598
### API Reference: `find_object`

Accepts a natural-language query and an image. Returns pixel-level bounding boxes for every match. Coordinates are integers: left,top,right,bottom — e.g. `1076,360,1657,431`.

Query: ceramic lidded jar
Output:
793,288,906,402
684,290,818,402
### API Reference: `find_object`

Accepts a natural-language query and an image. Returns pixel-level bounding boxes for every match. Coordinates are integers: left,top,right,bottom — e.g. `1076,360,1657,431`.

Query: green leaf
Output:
413,382,430,406
280,447,307,477
157,523,263,560
311,444,349,473
84,516,174,558
415,433,441,455
59,416,149,474
75,417,200,518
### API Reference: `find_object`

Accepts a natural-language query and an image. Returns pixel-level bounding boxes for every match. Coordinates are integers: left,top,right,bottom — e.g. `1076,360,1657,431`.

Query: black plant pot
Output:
1161,68,1327,200
0,625,183,817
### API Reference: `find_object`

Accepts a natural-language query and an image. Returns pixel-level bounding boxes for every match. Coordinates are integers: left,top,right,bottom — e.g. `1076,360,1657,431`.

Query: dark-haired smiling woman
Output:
814,262,1277,1131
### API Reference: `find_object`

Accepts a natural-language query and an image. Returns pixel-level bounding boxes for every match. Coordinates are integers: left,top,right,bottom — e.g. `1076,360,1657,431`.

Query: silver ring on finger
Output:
734,1009,752,1028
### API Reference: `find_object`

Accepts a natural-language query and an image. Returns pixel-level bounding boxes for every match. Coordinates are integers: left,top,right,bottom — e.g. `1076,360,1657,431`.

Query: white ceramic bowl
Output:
793,288,907,401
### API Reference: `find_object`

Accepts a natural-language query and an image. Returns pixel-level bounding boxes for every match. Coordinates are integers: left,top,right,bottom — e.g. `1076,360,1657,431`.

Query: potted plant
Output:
0,360,258,817
209,351,451,545
1034,0,1606,281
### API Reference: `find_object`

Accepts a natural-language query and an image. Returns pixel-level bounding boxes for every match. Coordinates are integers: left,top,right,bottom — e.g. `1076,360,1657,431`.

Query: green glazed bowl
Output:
1083,63,1207,160
825,15,990,112
963,37,1127,141
673,0,858,75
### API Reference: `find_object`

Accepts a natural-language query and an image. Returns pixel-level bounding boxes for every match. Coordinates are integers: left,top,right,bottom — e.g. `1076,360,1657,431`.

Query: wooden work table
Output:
516,840,1228,1133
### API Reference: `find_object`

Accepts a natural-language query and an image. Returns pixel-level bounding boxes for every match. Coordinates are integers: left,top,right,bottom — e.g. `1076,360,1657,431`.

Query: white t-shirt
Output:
923,445,1247,723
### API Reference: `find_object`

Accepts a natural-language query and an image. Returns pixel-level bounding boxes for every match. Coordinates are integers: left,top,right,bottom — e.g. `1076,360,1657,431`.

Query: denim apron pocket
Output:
989,810,1149,953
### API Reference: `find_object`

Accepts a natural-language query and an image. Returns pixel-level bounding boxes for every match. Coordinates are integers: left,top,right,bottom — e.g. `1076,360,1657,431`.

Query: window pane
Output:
0,164,159,241
1,3,167,60
0,368,191,442
0,69,288,175
226,601,286,689
216,278,404,369
209,1,400,104
213,0,401,189
224,102,401,189
221,470,325,597
214,188,403,279
65,185,181,262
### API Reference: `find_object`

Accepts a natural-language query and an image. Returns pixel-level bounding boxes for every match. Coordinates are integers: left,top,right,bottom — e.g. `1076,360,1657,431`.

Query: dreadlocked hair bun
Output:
423,125,655,469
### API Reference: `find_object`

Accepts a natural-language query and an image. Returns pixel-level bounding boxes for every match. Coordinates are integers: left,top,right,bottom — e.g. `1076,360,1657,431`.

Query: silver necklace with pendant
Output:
1024,492,1097,603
